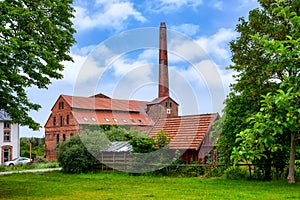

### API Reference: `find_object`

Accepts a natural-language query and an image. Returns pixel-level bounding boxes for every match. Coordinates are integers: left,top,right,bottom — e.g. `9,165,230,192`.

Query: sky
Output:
22,0,260,137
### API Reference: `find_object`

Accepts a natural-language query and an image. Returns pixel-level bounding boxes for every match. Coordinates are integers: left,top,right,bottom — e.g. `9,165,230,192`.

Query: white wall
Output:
0,122,20,164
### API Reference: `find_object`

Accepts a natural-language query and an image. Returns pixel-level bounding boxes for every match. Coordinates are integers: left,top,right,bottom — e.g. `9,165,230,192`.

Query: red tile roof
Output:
148,113,219,150
61,95,149,112
72,110,153,125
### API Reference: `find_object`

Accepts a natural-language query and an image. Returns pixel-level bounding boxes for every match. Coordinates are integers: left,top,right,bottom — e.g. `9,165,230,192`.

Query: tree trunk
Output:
287,132,296,184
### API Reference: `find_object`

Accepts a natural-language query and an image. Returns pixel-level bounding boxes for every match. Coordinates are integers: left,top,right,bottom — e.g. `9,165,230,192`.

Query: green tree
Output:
230,0,300,183
0,0,76,130
217,0,299,180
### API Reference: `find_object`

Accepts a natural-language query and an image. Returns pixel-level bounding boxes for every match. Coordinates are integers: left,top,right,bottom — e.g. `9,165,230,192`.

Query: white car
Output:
4,157,32,167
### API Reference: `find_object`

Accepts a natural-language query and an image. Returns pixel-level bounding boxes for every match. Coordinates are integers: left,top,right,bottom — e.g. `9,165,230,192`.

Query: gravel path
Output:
0,168,62,175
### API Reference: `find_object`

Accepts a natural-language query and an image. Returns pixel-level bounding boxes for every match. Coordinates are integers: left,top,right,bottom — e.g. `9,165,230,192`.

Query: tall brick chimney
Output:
158,22,169,98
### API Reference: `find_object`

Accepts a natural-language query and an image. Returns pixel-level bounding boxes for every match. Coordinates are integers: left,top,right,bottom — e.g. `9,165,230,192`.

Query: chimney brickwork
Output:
158,22,169,98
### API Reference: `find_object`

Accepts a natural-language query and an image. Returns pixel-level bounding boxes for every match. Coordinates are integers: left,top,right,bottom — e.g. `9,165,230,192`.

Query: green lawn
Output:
0,171,299,200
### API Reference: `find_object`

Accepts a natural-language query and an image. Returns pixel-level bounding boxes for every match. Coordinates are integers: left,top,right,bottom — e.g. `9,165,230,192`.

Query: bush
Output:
225,166,249,180
204,165,226,177
57,135,98,174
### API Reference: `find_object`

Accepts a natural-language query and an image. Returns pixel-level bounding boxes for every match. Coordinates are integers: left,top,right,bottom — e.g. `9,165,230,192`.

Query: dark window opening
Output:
165,102,168,107
3,149,10,162
56,134,60,143
4,131,10,142
63,134,66,141
70,134,73,137
60,116,63,127
170,102,172,107
138,119,143,124
53,117,56,126
4,122,10,129
130,119,136,123
58,102,64,109
66,115,70,124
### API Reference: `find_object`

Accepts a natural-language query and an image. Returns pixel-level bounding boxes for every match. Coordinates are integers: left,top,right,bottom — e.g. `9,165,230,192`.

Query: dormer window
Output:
104,118,110,122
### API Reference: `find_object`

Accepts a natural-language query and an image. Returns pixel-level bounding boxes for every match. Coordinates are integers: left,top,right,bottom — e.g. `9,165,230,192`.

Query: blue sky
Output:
22,0,260,137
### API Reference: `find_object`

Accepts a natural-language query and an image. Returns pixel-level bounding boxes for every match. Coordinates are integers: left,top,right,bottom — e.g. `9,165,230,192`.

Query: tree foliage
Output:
129,130,172,153
20,137,45,159
0,0,76,130
217,0,300,181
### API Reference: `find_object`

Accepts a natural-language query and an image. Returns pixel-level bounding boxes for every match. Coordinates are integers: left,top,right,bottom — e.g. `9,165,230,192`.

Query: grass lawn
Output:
0,171,299,200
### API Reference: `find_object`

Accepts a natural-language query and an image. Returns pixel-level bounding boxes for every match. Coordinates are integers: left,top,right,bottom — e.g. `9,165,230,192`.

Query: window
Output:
58,102,64,109
83,117,88,122
66,115,70,125
56,134,60,143
138,119,143,124
60,116,63,126
3,149,10,162
63,134,66,141
91,117,97,122
53,117,56,126
122,119,127,123
4,131,10,142
170,102,172,108
165,102,168,107
104,118,110,122
4,122,10,129
113,118,118,122
130,119,136,124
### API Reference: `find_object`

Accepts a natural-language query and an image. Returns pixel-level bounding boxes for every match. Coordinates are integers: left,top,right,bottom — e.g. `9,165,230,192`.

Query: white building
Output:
0,110,20,164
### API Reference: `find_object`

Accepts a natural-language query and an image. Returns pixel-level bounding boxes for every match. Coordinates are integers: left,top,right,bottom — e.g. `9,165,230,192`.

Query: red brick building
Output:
44,22,219,162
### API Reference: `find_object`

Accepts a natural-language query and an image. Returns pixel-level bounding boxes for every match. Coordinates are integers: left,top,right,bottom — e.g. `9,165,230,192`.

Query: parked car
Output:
4,157,32,167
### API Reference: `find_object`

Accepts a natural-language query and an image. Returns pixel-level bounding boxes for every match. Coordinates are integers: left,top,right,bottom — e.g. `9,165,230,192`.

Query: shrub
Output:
225,166,249,180
57,135,98,174
204,165,226,177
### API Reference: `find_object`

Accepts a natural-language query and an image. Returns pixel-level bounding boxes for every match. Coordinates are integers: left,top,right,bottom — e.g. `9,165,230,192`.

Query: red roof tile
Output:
61,95,149,112
72,110,153,126
148,113,219,150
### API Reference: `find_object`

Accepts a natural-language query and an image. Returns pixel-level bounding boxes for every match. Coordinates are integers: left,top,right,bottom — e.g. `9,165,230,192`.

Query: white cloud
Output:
237,0,258,9
74,1,146,31
146,0,203,13
196,28,237,60
212,1,223,10
61,53,105,86
170,24,200,36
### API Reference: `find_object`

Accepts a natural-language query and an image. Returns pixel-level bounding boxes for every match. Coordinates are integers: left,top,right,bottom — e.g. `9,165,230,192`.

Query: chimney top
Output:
160,22,166,28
